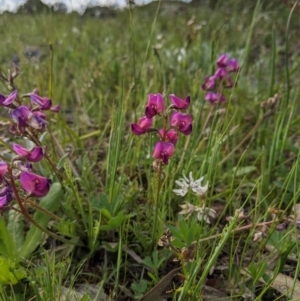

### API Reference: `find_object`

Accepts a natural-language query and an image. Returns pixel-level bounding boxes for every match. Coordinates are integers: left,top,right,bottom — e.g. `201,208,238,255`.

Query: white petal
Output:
191,182,208,195
197,212,211,224
179,204,189,210
207,208,216,218
173,188,188,196
192,177,204,187
203,215,211,224
175,179,189,189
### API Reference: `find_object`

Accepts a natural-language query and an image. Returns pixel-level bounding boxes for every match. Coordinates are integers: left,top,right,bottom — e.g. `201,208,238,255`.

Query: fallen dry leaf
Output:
138,267,181,301
241,269,300,299
261,271,300,299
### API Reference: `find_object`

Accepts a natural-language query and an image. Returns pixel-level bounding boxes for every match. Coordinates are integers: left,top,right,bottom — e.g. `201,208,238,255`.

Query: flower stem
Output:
24,198,62,221
151,160,163,246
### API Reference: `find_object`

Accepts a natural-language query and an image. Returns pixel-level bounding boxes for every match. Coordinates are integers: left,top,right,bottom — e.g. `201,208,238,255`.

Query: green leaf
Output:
0,218,18,261
0,256,26,285
142,256,155,270
7,206,25,252
232,166,257,177
19,183,63,259
131,279,147,294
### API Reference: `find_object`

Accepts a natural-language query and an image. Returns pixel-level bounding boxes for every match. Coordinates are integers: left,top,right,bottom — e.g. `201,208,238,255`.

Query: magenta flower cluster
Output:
1,90,60,135
202,54,239,104
0,89,59,209
131,94,192,165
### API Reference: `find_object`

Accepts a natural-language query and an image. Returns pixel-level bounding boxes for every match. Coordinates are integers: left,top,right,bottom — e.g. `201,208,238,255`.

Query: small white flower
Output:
195,206,216,224
173,178,190,196
178,203,196,219
178,202,216,224
173,172,208,196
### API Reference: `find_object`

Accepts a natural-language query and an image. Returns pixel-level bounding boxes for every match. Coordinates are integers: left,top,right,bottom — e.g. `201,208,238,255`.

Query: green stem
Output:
25,198,61,221
151,160,163,246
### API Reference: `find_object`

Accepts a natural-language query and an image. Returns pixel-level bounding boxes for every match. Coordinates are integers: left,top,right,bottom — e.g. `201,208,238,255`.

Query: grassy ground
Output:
1,0,300,300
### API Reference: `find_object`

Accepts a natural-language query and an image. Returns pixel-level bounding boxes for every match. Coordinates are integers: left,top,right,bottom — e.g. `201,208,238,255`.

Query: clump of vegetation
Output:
1,1,300,300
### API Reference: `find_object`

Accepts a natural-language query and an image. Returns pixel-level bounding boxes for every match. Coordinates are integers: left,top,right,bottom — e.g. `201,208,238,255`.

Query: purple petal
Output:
20,171,51,197
11,106,33,127
30,93,44,106
146,93,165,117
155,93,165,112
138,116,152,130
153,142,163,159
217,54,228,67
153,142,175,164
166,129,178,144
145,106,156,118
13,143,30,157
50,105,60,112
202,76,216,91
161,142,175,157
170,94,190,109
180,123,192,135
20,172,36,193
226,59,239,72
27,146,44,162
0,94,6,105
170,112,181,127
3,90,17,106
205,92,225,104
0,195,7,207
30,93,52,110
159,129,178,144
214,68,228,79
0,161,8,177
131,123,147,135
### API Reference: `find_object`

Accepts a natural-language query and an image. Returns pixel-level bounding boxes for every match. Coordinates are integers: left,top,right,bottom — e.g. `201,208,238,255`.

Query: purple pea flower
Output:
20,171,51,197
217,54,228,68
170,94,190,110
0,182,13,208
214,68,233,88
202,76,216,91
11,105,34,127
171,112,193,135
32,111,48,129
159,129,178,145
153,142,175,165
11,105,47,130
226,59,240,72
145,93,165,118
0,90,17,106
30,93,52,110
13,143,44,162
131,116,153,135
217,54,239,72
205,92,226,104
0,161,8,184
